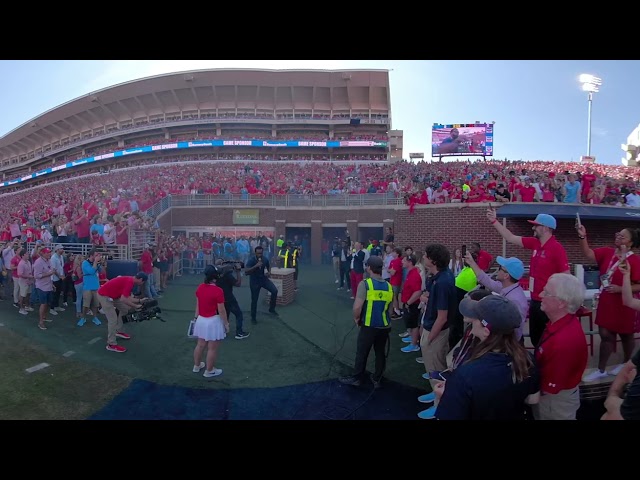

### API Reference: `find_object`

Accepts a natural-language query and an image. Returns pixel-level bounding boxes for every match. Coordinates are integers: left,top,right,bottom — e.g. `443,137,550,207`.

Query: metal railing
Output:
128,228,157,262
25,242,129,260
166,193,405,209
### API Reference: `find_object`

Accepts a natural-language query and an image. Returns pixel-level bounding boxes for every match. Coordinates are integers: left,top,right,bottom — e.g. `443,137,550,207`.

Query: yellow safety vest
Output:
281,249,298,268
363,278,393,327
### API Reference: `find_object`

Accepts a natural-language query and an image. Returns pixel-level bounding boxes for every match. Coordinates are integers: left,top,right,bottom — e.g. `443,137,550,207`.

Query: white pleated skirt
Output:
193,314,226,341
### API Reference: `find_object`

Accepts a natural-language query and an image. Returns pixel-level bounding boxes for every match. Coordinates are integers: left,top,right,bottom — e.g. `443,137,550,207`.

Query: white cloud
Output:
592,126,608,137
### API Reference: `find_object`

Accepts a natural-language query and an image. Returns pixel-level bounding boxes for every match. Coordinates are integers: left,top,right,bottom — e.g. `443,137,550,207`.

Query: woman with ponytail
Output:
192,265,229,378
435,295,539,420
577,225,640,382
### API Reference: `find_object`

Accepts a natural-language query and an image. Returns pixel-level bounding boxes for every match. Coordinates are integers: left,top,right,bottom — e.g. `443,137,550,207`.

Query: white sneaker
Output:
55,307,65,312
399,331,410,338
19,309,28,315
49,309,58,316
99,309,105,314
24,306,34,312
609,364,625,376
583,370,609,382
63,302,68,307
415,357,424,364
192,362,205,373
334,280,339,284
203,368,223,378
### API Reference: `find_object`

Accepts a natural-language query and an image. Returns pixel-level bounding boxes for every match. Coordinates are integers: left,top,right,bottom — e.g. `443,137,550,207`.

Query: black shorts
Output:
403,303,420,329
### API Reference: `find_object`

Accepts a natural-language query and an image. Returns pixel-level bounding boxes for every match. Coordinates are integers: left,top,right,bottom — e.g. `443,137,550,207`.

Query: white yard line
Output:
25,363,50,373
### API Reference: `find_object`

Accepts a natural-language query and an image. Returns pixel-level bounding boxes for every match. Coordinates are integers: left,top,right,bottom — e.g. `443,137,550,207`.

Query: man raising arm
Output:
487,207,570,348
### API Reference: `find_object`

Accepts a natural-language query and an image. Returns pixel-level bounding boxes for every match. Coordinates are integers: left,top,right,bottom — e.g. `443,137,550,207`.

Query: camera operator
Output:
215,259,250,339
97,272,148,353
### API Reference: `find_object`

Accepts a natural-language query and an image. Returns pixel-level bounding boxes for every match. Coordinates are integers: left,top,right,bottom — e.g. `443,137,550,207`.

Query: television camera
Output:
123,298,164,323
214,260,245,277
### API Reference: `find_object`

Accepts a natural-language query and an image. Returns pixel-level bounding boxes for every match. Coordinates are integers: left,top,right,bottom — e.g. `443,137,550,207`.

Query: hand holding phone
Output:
429,370,452,382
461,245,467,257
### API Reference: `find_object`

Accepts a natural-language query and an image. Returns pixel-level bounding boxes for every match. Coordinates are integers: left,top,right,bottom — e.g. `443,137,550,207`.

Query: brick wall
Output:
157,203,625,268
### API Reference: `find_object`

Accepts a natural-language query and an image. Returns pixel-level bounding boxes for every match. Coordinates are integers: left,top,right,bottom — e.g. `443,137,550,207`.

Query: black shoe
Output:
268,309,279,316
235,332,250,340
251,318,257,325
370,374,382,389
339,375,362,386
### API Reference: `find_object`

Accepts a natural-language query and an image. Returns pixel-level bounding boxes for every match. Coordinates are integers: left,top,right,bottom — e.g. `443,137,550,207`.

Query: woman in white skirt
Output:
192,265,229,377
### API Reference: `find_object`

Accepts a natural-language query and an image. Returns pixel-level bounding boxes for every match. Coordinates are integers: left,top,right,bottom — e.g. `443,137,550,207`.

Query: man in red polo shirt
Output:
534,273,588,420
97,273,147,353
487,209,570,347
469,242,493,272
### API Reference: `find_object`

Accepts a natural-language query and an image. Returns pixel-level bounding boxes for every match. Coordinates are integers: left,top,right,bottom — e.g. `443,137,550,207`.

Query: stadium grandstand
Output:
4,67,640,421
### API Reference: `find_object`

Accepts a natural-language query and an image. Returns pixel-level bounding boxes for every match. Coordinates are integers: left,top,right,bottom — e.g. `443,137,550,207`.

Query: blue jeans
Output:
74,283,84,313
226,299,244,334
250,279,277,321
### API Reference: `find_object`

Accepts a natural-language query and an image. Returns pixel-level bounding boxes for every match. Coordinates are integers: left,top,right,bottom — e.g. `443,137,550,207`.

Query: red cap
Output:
40,248,51,254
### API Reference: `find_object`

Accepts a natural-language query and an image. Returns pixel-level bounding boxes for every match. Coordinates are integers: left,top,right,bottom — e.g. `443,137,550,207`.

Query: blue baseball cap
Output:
527,213,557,230
496,256,524,280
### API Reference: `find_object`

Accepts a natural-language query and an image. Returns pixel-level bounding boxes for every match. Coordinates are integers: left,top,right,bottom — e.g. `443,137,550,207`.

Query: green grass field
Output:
0,265,429,419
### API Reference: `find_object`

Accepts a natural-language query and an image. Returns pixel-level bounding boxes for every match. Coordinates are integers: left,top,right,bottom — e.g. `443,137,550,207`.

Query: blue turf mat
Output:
89,378,426,420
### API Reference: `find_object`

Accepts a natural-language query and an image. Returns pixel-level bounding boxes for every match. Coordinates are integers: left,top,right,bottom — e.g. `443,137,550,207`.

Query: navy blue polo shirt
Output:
436,352,539,420
423,268,457,331
245,255,270,284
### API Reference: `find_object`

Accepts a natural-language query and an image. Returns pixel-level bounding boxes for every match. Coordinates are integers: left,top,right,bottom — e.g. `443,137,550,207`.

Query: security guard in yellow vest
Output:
280,242,300,290
339,255,392,389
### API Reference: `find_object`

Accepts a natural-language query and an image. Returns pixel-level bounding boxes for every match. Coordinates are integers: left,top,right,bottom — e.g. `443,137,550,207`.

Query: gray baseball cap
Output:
458,294,521,334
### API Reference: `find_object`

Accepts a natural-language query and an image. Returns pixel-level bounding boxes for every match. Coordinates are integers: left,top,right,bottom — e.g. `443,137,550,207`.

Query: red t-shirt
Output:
476,250,493,271
518,185,536,202
401,267,422,303
196,283,225,317
141,250,153,274
389,257,403,286
535,314,588,394
98,275,135,300
522,236,570,301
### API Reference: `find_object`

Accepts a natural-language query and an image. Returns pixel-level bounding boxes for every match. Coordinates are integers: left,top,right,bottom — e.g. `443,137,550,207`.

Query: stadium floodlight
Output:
578,74,602,156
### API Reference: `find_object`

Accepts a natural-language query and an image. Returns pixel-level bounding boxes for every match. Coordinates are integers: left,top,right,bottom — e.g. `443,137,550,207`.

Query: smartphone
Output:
461,245,467,257
576,212,581,229
429,370,452,381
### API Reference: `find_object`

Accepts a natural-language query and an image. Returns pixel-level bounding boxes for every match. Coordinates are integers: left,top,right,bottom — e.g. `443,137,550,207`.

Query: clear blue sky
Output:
0,60,637,165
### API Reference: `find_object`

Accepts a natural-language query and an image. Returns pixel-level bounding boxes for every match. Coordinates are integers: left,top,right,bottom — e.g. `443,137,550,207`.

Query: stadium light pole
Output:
578,74,602,157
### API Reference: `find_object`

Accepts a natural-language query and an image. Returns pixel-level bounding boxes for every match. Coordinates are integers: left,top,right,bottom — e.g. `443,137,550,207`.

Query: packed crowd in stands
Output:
1,156,639,292
3,157,640,209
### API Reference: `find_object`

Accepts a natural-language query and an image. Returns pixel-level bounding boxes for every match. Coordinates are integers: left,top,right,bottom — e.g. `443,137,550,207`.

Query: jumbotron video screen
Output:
431,123,493,157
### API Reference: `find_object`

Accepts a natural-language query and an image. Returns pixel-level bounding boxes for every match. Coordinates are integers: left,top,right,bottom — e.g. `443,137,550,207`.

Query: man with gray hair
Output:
534,273,588,420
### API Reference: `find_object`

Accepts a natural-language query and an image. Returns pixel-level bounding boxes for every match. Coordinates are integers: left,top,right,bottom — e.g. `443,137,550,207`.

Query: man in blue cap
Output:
464,252,529,342
487,208,569,348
